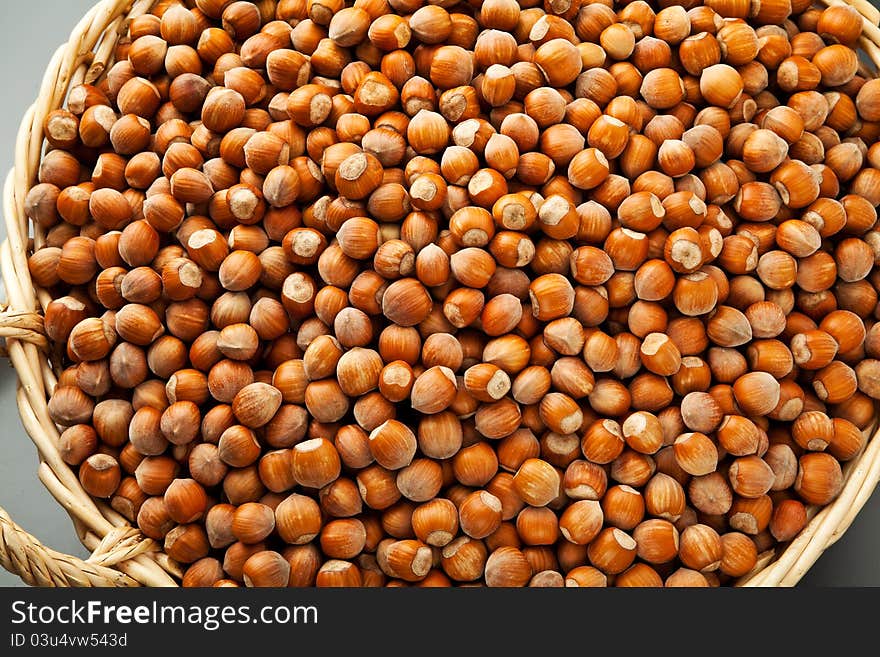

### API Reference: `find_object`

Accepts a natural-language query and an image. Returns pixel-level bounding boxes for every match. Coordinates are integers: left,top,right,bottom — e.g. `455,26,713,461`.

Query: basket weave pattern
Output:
2,0,880,587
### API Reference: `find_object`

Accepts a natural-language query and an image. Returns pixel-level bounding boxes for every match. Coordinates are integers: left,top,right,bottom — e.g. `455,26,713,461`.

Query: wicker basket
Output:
3,0,880,588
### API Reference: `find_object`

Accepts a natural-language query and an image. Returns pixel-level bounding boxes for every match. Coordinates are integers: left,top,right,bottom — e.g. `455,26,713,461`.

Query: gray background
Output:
0,0,877,586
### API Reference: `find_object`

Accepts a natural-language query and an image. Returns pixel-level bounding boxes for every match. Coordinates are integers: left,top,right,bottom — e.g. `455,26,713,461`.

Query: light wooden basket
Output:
2,0,880,587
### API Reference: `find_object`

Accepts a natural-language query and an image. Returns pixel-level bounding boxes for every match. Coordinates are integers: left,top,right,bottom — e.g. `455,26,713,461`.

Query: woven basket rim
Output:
2,0,880,587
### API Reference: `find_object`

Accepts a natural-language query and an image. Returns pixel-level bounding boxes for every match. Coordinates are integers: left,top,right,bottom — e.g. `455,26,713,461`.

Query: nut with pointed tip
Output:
410,366,457,414
292,438,342,489
513,458,561,507
380,539,434,582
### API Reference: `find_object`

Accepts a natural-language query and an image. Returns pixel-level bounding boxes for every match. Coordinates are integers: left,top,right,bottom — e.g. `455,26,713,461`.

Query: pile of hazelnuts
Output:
24,0,880,586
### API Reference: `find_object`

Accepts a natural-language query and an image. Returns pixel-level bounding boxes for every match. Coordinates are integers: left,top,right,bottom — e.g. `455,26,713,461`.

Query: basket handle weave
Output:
0,309,46,355
0,507,142,587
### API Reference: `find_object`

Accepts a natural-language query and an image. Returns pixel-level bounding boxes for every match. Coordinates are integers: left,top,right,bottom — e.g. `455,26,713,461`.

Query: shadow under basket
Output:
2,0,880,587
